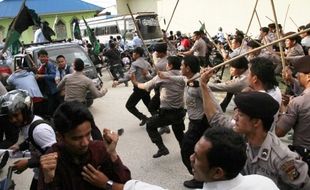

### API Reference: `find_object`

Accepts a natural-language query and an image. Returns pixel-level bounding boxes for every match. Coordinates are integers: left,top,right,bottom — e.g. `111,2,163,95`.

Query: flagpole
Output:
1,0,26,54
188,27,310,82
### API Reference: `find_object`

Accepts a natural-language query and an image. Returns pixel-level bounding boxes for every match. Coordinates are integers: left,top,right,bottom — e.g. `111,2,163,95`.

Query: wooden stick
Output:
198,21,219,52
265,16,274,23
245,0,259,35
270,0,285,70
289,16,299,29
189,27,310,81
126,4,153,63
283,4,290,30
255,10,262,29
165,0,180,32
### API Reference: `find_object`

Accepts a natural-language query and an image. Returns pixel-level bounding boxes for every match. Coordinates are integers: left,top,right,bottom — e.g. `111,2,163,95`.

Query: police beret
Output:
293,55,310,73
154,43,167,53
234,91,279,119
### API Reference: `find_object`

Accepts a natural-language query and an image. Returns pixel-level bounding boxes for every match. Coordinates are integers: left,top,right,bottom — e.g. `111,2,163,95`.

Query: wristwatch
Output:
105,180,114,190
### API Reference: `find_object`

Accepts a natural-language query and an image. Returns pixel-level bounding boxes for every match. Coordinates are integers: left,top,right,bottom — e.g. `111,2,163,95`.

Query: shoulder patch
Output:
280,160,300,181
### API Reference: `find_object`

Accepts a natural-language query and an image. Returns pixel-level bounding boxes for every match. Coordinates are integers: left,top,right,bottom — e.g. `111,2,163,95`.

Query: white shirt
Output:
203,174,279,190
33,28,48,43
124,180,167,190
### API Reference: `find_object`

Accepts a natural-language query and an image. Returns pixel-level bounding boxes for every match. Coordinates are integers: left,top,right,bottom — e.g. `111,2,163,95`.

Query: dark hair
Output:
133,47,144,56
37,49,48,57
53,101,94,134
203,127,247,180
284,31,301,44
193,31,201,36
260,27,269,33
56,55,65,60
250,57,278,90
230,57,248,70
167,56,181,70
247,40,260,49
182,56,200,73
233,36,243,45
154,43,167,53
109,42,116,49
305,23,310,35
74,58,84,71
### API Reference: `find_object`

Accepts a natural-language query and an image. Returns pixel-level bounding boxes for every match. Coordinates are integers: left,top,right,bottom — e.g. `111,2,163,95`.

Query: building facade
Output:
0,0,103,43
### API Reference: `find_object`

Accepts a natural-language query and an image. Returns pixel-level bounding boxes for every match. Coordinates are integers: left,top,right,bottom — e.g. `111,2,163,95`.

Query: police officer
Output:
132,56,186,158
158,56,210,188
113,47,154,126
276,56,310,168
200,68,310,190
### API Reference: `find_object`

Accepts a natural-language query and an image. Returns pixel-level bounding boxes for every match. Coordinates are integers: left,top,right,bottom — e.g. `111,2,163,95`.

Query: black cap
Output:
234,91,279,119
293,55,310,74
154,43,167,53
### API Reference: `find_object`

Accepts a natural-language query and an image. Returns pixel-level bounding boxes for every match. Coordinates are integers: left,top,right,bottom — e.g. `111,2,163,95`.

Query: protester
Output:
35,49,59,116
0,89,56,190
38,101,131,189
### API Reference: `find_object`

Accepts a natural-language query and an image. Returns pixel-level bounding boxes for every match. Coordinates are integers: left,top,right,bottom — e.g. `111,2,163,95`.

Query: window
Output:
0,25,4,43
55,19,67,40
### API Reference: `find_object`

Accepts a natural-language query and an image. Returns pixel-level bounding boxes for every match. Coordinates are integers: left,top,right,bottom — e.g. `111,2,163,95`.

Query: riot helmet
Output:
0,89,33,123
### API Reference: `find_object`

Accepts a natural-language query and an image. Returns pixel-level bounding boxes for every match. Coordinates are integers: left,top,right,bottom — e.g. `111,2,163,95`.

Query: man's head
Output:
192,31,201,41
293,55,310,88
190,127,246,182
56,55,67,70
233,91,279,133
73,58,84,72
231,36,242,50
132,47,144,60
229,57,248,76
154,43,167,58
53,101,95,155
37,49,49,64
166,56,181,71
284,32,300,48
181,56,200,78
247,40,261,57
248,57,278,91
0,90,33,127
260,27,269,36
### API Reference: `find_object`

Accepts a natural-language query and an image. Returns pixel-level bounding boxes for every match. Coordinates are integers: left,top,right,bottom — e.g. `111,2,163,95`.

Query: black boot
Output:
139,116,148,126
153,143,169,158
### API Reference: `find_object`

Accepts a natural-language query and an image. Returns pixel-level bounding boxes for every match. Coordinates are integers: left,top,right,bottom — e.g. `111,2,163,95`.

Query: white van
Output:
79,12,163,47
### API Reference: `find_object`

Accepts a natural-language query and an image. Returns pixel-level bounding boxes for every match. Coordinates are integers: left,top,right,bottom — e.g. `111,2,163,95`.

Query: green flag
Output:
2,2,35,53
72,18,82,40
82,17,100,55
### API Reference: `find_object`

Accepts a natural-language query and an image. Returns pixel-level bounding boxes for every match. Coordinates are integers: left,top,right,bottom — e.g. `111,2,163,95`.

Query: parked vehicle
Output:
79,12,163,46
13,41,102,107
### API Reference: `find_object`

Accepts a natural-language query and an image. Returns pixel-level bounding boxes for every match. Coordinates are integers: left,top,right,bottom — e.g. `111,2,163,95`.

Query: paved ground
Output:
0,68,291,190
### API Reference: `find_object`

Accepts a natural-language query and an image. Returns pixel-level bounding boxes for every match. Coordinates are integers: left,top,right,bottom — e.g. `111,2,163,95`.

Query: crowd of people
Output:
0,20,310,190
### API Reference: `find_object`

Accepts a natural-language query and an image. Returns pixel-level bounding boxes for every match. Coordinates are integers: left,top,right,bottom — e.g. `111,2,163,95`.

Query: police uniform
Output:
208,91,310,190
144,69,185,155
244,132,309,190
277,56,310,150
119,57,154,122
180,73,210,174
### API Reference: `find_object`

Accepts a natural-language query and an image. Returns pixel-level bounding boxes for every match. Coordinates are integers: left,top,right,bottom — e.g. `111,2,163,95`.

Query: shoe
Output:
158,126,170,135
139,117,148,126
183,178,203,189
152,147,169,158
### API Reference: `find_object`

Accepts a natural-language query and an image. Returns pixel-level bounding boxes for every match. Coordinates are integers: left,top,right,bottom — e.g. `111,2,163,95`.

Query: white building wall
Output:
117,0,310,37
